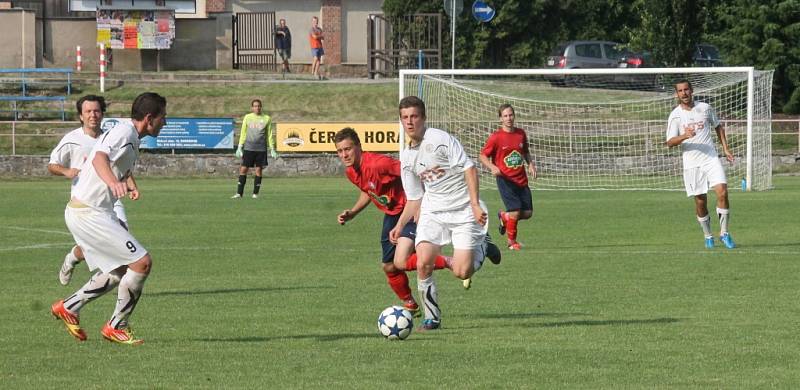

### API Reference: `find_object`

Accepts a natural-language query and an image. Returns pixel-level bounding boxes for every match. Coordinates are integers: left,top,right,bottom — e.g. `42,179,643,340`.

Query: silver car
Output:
545,41,625,86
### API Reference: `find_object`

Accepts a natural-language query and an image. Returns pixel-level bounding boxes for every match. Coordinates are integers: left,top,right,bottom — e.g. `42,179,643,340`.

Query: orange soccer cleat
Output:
101,322,144,346
51,300,87,341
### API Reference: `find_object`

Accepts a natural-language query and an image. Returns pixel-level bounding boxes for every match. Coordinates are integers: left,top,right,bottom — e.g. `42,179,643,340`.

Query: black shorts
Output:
380,214,417,263
497,176,532,212
242,150,268,168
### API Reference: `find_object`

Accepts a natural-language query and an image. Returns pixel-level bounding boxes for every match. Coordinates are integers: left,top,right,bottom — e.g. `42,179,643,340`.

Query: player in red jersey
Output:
479,104,537,250
334,127,451,314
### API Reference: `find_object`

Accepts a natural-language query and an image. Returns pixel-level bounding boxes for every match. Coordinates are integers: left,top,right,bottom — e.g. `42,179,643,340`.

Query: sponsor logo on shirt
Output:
504,150,524,169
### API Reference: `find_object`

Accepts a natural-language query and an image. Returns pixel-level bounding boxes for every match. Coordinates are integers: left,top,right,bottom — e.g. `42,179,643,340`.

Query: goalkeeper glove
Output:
270,149,277,159
235,145,243,158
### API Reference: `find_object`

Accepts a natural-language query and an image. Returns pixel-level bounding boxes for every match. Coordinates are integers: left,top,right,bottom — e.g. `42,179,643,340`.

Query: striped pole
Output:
76,46,82,72
99,43,106,93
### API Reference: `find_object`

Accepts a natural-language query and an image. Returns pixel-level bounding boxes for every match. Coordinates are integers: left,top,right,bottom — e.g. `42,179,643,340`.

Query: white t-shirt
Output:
400,127,474,212
49,127,97,192
72,121,140,213
666,102,721,169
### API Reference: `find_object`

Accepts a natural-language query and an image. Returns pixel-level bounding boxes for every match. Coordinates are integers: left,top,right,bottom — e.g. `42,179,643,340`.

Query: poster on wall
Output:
96,9,175,49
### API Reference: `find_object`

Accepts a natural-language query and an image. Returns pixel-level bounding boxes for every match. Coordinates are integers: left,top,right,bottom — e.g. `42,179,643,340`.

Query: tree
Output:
624,0,710,66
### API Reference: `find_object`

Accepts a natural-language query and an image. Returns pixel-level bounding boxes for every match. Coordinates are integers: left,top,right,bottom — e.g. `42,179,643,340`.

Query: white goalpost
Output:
399,68,774,191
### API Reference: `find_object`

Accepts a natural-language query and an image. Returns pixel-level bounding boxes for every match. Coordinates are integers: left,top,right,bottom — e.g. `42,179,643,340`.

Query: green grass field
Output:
1,176,799,388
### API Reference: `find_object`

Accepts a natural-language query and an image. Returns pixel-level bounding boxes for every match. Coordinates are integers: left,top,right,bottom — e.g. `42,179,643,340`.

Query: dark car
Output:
693,44,723,67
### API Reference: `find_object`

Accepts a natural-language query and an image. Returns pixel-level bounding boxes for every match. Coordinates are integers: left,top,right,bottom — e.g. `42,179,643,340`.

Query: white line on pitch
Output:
0,242,74,252
1,226,71,236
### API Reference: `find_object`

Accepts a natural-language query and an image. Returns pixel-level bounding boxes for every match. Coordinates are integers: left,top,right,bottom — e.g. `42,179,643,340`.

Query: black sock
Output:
237,175,246,195
254,176,262,195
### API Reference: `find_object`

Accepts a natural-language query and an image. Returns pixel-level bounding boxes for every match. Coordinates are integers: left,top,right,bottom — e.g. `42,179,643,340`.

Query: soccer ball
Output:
377,306,413,340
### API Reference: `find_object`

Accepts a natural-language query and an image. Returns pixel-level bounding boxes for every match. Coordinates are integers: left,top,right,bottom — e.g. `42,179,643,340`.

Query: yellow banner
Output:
276,122,400,152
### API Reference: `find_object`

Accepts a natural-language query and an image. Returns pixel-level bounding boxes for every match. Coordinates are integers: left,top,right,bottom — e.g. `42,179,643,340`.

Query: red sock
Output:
507,217,519,242
385,271,412,301
404,253,448,270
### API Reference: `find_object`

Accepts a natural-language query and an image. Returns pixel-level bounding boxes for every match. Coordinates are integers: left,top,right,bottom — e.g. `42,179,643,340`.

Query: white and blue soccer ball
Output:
377,306,413,340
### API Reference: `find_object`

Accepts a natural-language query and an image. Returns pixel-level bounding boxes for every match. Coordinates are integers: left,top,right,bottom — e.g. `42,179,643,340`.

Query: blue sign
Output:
472,1,495,23
101,117,235,149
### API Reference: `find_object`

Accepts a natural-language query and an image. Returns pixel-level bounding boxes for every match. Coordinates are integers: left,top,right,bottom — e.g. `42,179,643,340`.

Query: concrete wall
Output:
40,18,98,69
0,154,345,177
0,9,36,68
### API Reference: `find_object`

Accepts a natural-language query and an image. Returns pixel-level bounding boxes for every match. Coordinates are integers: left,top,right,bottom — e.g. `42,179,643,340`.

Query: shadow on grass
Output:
471,312,590,320
192,332,373,343
529,317,679,328
148,286,334,297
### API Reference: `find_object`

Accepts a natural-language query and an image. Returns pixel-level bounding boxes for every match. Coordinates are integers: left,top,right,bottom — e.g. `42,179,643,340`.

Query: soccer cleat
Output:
485,236,502,265
705,237,715,249
252,194,259,199
101,322,144,346
231,194,242,199
462,278,472,290
508,241,522,251
720,233,736,249
497,211,507,236
51,300,87,341
403,299,421,317
418,318,441,331
59,250,78,286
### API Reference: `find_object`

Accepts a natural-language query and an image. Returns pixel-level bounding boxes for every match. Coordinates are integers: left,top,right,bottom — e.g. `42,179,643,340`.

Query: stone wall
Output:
0,154,345,177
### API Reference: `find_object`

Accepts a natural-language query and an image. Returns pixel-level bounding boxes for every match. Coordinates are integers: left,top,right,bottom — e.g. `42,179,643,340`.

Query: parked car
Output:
545,40,625,86
693,44,723,67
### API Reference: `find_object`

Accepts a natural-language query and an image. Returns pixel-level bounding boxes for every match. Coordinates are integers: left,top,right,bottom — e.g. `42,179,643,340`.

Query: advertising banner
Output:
276,122,400,152
101,118,234,149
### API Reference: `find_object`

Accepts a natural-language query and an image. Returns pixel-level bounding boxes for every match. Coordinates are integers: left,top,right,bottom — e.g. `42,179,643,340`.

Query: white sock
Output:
697,214,713,238
417,276,440,321
63,271,122,313
110,270,148,329
716,207,730,235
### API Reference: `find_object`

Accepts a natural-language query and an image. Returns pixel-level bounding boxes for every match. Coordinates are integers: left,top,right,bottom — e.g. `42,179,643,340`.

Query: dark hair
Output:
251,99,262,106
334,127,361,146
399,96,426,118
498,103,514,117
131,92,166,121
76,95,107,116
674,79,693,91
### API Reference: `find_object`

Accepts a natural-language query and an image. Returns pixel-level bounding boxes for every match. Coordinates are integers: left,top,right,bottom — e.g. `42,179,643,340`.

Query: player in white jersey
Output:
389,95,498,331
51,92,167,345
48,95,134,286
666,79,736,249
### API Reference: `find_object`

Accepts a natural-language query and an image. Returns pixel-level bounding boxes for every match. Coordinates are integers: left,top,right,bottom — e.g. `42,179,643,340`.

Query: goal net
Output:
399,68,774,191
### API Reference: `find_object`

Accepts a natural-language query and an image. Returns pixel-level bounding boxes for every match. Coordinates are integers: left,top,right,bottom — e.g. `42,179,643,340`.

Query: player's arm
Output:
665,118,694,147
478,136,501,176
338,191,370,225
268,119,277,158
715,124,734,163
465,166,487,226
92,152,127,198
390,199,420,244
126,174,140,200
48,163,80,179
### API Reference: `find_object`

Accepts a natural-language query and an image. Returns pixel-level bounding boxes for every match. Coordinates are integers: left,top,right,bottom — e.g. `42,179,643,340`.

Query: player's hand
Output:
490,166,501,176
128,188,140,200
337,209,353,225
683,126,696,139
110,181,128,199
235,146,243,158
270,149,278,159
64,168,80,179
724,149,735,163
389,226,401,244
471,203,487,226
529,165,537,180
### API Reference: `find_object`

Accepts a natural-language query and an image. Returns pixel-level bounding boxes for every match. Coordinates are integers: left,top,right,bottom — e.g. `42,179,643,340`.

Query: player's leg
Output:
59,244,84,286
380,215,417,313
103,253,151,346
233,162,249,198
706,162,734,248
497,177,523,249
685,167,714,248
253,162,264,198
413,212,443,330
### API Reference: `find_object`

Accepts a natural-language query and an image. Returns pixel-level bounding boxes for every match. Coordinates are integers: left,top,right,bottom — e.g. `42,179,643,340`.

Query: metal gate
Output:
367,13,442,79
232,12,277,71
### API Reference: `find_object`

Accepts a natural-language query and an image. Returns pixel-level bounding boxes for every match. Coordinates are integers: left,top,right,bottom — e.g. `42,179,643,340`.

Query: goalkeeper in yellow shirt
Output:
232,99,276,199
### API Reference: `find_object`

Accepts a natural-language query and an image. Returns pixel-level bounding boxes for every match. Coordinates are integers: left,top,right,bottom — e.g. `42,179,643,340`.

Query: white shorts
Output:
64,203,147,274
683,160,727,197
416,201,489,250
